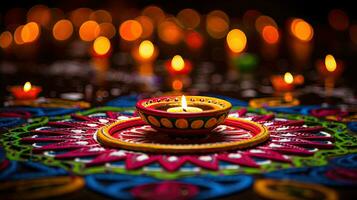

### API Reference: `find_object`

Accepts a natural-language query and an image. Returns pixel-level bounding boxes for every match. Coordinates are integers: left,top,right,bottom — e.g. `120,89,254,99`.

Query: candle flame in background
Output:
53,19,73,41
14,25,25,45
172,79,183,91
325,54,337,72
119,20,143,41
93,36,111,55
135,16,154,39
98,22,116,39
158,18,183,45
0,31,13,49
89,10,112,23
142,6,165,25
21,22,40,43
284,72,294,84
206,10,229,39
79,20,100,41
226,29,247,53
27,5,51,27
171,55,185,71
23,82,32,92
290,18,314,42
177,8,201,29
255,15,277,33
70,8,93,28
262,25,279,44
139,40,154,59
181,95,188,110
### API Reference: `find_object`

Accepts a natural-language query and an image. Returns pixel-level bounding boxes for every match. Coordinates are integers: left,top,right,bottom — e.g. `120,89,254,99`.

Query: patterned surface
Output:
1,96,357,199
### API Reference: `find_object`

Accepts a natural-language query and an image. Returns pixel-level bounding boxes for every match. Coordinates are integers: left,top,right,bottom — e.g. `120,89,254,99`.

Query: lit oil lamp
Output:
90,36,111,72
316,54,343,78
9,82,42,99
270,72,295,92
165,55,192,75
132,40,158,76
136,95,232,135
316,54,344,95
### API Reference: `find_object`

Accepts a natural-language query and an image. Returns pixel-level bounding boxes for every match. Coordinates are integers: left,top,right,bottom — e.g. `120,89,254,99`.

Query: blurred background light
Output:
226,29,247,53
119,20,143,41
0,31,13,49
261,25,279,44
70,8,93,28
79,20,100,42
206,10,229,39
21,22,40,43
136,16,154,39
93,36,111,55
158,18,183,44
177,8,201,29
290,18,314,42
53,19,73,41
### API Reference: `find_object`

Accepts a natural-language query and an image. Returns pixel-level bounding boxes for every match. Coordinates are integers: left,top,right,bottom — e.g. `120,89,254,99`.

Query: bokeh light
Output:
328,9,349,31
243,10,261,28
21,22,40,43
93,36,111,55
290,18,314,42
171,55,185,71
70,8,93,28
325,54,337,72
97,23,116,39
79,20,100,42
53,19,73,41
172,79,183,91
262,25,279,44
119,20,143,41
27,5,51,27
206,10,229,39
136,16,154,39
185,30,204,50
14,25,24,45
0,31,13,49
177,8,201,29
138,40,154,59
226,29,247,53
255,15,277,33
89,10,112,23
142,6,165,25
158,18,183,44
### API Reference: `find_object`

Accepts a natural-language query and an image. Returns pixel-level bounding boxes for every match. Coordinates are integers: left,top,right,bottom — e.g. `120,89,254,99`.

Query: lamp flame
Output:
284,72,294,84
181,95,187,111
139,40,154,59
23,82,32,92
171,55,185,71
325,54,337,72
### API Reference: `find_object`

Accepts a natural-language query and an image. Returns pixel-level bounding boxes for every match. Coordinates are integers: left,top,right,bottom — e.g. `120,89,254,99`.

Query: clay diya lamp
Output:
9,82,42,100
136,95,232,135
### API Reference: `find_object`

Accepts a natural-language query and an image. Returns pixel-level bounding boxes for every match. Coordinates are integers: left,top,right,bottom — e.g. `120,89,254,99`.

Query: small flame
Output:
139,40,154,59
325,54,337,72
284,72,294,84
171,55,185,71
181,95,187,111
23,82,32,92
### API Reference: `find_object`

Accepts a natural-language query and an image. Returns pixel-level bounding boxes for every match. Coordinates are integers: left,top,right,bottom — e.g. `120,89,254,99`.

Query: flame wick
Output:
181,95,188,111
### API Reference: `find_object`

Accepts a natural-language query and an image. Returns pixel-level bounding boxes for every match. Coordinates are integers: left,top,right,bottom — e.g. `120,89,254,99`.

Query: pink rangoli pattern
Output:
21,109,334,172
